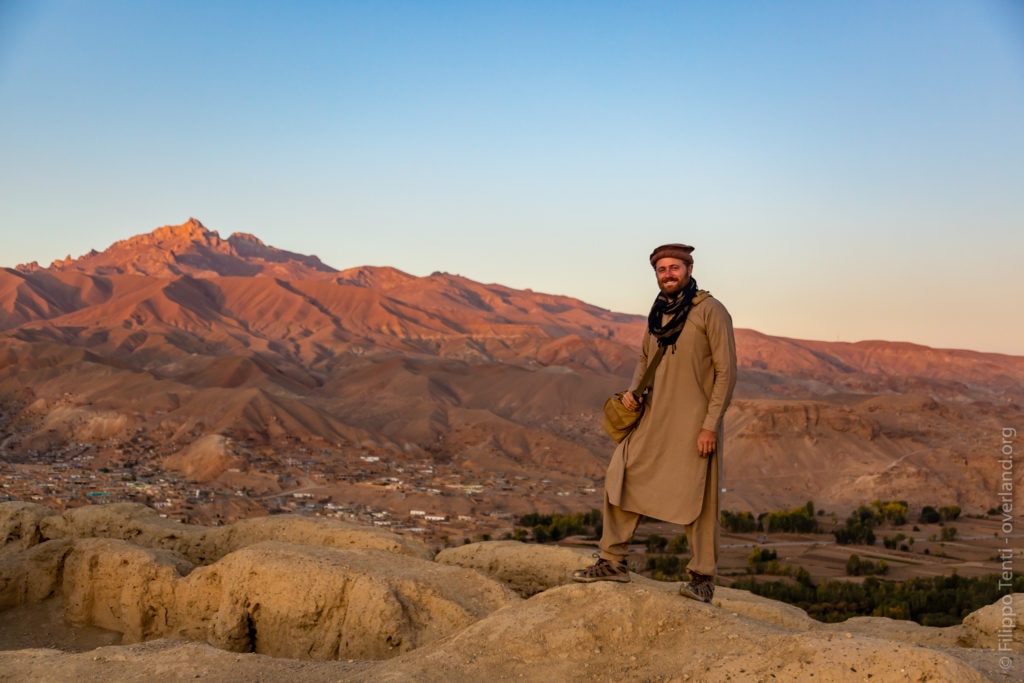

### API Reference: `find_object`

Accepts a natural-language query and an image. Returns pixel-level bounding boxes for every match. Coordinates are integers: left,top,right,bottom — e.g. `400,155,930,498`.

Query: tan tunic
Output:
605,292,737,525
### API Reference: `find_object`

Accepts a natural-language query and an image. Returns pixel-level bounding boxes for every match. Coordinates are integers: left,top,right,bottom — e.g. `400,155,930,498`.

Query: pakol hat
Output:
649,243,694,267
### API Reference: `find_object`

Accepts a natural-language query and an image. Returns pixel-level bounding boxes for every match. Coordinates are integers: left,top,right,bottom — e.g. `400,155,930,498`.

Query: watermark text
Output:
997,426,1016,672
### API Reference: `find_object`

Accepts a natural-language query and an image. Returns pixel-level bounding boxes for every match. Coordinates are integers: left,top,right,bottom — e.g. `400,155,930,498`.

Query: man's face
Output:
655,257,692,296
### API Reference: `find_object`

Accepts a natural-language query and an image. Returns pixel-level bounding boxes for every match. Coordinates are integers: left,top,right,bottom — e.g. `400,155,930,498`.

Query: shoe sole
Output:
572,574,630,584
679,585,713,603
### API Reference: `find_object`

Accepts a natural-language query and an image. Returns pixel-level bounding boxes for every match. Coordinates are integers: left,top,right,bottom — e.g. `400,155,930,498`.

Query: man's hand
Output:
697,429,717,458
620,391,642,412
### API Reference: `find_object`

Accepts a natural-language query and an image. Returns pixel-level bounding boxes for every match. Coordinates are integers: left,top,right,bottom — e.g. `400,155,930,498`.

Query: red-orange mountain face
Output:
2,219,1021,519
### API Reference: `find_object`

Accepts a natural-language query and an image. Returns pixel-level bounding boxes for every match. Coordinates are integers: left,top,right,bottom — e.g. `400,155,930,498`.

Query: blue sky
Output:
2,1,1022,354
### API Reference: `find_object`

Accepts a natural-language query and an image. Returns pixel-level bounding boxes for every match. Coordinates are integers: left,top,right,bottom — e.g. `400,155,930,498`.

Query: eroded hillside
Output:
1,219,1021,527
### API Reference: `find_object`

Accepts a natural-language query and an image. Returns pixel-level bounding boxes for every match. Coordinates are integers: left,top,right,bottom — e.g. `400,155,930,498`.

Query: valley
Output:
2,219,1021,575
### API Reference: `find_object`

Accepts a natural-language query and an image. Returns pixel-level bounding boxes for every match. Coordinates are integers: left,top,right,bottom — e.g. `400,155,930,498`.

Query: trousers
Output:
597,452,720,577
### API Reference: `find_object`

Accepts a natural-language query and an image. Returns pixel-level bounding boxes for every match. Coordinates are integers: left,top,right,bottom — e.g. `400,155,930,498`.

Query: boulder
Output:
961,593,1024,652
171,541,518,660
435,540,596,597
0,502,51,553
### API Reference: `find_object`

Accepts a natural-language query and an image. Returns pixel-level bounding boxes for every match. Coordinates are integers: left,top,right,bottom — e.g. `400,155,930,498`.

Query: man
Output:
573,243,737,603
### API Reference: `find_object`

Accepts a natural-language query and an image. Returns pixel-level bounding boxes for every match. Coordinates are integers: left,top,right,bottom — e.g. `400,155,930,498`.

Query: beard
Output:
658,275,689,296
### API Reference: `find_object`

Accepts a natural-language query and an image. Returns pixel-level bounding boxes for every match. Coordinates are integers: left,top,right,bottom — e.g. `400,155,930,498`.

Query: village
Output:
0,437,601,549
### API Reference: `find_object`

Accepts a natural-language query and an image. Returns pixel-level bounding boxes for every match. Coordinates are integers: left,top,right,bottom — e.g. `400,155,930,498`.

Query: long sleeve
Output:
629,331,654,394
701,301,737,432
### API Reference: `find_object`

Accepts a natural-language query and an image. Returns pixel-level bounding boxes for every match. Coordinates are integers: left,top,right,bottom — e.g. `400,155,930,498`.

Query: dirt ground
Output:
0,598,122,652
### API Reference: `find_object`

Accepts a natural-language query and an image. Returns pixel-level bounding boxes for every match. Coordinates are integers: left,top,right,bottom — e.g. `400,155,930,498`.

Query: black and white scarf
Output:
647,277,699,348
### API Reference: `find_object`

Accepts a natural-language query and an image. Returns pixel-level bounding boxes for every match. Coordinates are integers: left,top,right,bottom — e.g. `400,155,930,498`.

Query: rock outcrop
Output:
0,502,1019,682
31,502,432,565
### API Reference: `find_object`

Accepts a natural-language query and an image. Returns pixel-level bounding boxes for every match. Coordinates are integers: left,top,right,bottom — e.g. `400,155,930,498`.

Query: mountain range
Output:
2,218,1021,519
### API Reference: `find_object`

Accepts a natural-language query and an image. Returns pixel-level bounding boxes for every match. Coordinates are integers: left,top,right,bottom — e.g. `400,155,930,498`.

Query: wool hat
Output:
649,243,694,267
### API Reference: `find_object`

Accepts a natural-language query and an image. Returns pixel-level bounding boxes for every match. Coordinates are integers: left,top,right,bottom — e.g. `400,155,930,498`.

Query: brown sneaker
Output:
679,572,714,603
572,555,630,583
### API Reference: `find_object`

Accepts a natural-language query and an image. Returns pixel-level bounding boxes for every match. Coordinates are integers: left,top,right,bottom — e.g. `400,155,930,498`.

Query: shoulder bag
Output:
601,345,666,443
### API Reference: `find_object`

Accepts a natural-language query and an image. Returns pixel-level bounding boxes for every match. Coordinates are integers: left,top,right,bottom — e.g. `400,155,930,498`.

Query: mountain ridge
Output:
15,218,338,279
1,219,1021,525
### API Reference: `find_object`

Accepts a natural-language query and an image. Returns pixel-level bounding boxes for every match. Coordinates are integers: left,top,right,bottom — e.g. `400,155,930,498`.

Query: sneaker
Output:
679,572,715,603
572,555,630,583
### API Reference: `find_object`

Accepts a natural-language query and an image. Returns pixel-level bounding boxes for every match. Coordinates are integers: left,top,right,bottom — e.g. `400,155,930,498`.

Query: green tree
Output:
721,509,758,532
873,499,909,525
645,554,684,580
516,510,601,543
667,534,689,554
762,501,819,533
645,533,668,553
834,504,882,545
735,572,1024,626
939,505,961,521
794,566,813,587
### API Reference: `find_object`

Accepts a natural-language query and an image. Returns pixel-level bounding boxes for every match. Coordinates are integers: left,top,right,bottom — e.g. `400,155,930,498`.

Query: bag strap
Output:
632,290,707,398
631,345,666,399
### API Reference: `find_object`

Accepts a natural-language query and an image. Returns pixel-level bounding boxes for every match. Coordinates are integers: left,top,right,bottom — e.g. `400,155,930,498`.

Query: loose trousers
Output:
598,451,720,577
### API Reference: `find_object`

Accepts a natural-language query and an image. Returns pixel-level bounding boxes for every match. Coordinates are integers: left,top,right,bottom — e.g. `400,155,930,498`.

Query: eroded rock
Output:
0,503,1018,681
33,502,433,565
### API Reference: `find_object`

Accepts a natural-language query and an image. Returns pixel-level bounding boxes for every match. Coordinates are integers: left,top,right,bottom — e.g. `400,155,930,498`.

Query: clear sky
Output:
2,1,1022,354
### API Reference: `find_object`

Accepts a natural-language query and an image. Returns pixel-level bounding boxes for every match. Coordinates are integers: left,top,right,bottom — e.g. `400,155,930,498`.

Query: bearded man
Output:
573,243,737,602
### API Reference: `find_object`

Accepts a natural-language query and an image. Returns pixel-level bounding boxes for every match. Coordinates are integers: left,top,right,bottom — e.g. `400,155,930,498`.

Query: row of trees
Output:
643,533,691,580
514,510,601,543
720,500,963,537
826,500,907,545
920,505,961,523
720,502,820,534
845,553,889,576
731,573,1022,625
518,500,967,545
718,500,964,547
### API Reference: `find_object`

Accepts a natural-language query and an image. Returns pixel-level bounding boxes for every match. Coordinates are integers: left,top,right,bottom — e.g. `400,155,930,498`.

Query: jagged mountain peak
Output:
19,218,337,279
156,216,211,239
109,218,224,255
